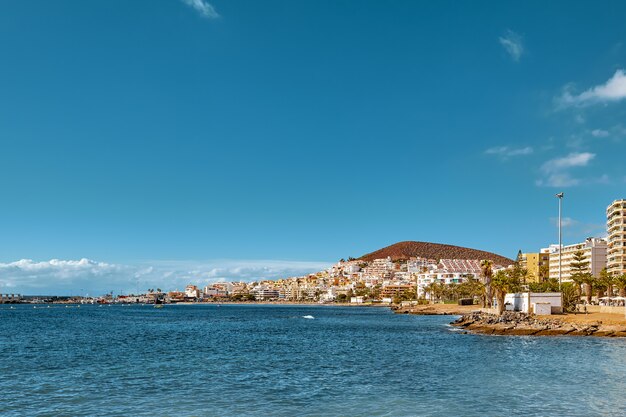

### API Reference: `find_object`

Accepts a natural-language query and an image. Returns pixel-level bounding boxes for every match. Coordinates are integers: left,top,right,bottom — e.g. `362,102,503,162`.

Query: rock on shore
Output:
452,312,626,337
391,304,474,316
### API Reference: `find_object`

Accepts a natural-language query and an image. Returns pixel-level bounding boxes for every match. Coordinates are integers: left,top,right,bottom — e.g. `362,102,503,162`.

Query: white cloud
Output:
0,258,331,295
485,146,533,158
499,30,524,61
560,217,577,228
536,173,580,187
0,259,127,295
541,152,595,172
181,0,220,19
591,129,609,138
558,69,626,108
536,152,595,187
549,217,606,238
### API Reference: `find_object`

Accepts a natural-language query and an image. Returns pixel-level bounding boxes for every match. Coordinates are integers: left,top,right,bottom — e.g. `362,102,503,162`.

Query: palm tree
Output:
447,283,459,301
570,274,585,297
425,282,436,302
538,263,550,282
581,273,595,304
597,268,612,299
491,270,509,315
425,281,444,302
480,260,493,308
491,270,522,315
614,273,626,297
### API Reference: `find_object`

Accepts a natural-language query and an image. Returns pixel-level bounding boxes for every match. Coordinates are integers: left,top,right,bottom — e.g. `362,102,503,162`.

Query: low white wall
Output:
533,303,552,315
504,293,562,314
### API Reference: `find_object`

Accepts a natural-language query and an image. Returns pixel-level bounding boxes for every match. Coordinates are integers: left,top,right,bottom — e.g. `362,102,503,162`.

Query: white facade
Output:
407,258,437,272
252,286,279,300
544,237,607,281
503,292,563,314
417,271,476,298
414,258,486,298
185,285,201,298
362,257,394,278
607,199,626,276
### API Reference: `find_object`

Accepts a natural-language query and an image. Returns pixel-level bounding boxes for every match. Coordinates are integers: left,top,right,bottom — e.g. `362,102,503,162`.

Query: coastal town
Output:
5,199,625,311
5,3,626,415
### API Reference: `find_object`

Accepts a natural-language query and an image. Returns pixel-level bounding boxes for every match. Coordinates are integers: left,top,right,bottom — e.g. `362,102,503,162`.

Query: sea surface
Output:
1,304,626,417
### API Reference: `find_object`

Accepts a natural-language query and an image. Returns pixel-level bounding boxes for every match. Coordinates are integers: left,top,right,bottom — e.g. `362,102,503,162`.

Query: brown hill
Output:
359,241,514,266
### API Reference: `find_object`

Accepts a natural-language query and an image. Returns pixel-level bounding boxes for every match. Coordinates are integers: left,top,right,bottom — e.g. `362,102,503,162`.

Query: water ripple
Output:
1,305,625,416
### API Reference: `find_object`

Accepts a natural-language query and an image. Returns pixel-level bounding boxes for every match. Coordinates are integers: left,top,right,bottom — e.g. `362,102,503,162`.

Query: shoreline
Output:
391,303,480,316
452,311,626,337
171,301,390,307
392,303,626,338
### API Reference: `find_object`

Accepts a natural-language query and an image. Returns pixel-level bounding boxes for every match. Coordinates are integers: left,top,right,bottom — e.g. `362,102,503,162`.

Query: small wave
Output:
302,315,315,319
447,326,465,332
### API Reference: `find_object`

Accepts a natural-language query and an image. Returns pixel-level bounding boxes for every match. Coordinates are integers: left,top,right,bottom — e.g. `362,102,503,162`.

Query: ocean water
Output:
1,304,625,417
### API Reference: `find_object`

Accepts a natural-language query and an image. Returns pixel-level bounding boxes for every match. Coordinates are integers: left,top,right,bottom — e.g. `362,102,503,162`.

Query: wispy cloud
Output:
591,129,609,138
0,258,330,295
594,124,626,140
181,0,220,19
536,173,580,187
549,216,578,229
541,152,595,172
485,146,533,158
536,152,595,187
557,69,626,108
549,217,606,238
499,30,524,61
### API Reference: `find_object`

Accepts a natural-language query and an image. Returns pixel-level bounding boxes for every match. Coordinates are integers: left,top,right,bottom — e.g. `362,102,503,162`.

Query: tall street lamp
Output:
556,192,564,291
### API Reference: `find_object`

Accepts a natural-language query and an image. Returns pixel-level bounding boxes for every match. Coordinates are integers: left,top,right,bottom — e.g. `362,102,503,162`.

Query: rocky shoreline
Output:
391,304,472,315
452,311,626,337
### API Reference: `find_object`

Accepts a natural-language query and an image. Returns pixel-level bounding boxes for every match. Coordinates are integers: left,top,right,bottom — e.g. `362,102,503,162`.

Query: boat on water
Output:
154,304,164,309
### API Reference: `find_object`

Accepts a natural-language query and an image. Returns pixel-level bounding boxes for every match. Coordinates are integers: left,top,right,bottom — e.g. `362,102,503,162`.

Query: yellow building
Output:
519,251,550,283
607,199,626,276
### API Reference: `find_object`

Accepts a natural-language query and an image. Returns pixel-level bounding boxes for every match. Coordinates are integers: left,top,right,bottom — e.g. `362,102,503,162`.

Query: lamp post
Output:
556,192,564,291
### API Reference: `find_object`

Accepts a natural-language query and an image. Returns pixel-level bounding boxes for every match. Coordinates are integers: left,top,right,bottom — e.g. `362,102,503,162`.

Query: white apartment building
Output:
414,259,486,299
607,199,626,276
544,237,607,282
333,261,361,275
416,271,476,298
391,271,414,282
185,285,201,299
362,257,394,278
203,286,228,297
252,286,279,300
407,258,438,272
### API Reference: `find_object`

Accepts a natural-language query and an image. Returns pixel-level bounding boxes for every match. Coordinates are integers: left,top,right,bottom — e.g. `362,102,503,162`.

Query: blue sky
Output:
1,1,626,294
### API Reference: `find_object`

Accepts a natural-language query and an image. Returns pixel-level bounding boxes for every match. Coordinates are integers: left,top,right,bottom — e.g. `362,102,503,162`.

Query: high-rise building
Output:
607,199,626,276
543,237,607,282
